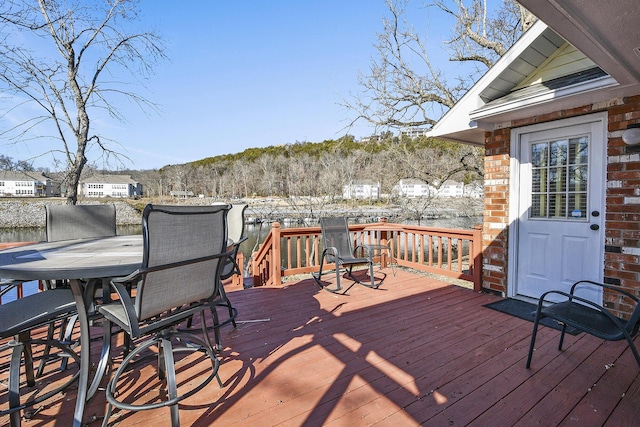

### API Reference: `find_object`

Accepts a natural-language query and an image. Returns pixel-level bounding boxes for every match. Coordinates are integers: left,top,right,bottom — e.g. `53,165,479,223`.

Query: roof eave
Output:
470,75,619,122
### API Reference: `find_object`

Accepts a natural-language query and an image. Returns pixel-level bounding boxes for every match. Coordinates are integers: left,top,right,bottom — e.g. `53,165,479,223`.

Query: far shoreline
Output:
0,196,483,229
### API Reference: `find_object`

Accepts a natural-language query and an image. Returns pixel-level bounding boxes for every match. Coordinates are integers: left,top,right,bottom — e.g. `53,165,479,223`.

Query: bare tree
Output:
257,155,280,197
169,164,192,197
0,0,165,204
395,139,484,187
343,0,534,131
0,154,33,171
435,0,535,67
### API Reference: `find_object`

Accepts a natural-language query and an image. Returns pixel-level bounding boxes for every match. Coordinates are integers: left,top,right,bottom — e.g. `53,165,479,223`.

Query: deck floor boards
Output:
2,268,638,426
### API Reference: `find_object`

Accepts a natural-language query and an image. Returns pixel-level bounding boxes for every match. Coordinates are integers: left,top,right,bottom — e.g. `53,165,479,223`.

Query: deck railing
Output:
248,219,483,291
1,222,483,304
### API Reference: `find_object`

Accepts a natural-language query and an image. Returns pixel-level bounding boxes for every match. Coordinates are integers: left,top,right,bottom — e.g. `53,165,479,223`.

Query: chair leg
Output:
368,261,376,288
158,339,167,381
313,259,324,285
624,332,640,368
200,310,224,388
9,340,24,427
558,324,568,351
36,322,57,378
526,311,542,369
334,263,343,291
218,284,237,328
209,305,224,351
160,336,180,427
16,332,35,388
59,314,78,372
101,404,114,427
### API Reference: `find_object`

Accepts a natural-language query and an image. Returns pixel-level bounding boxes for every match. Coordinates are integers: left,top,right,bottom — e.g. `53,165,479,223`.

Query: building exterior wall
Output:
0,174,49,197
482,128,511,295
481,96,640,317
603,95,640,317
342,182,381,200
437,181,465,197
393,179,432,198
80,176,142,198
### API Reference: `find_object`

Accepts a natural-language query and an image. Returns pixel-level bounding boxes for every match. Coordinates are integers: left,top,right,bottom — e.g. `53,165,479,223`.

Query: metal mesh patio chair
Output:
220,203,248,281
215,203,247,335
526,280,640,369
0,287,79,427
45,204,116,242
98,204,231,426
38,204,117,375
313,217,385,293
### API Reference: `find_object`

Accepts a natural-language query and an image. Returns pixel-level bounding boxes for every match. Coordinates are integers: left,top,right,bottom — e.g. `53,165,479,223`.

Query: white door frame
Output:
507,112,607,299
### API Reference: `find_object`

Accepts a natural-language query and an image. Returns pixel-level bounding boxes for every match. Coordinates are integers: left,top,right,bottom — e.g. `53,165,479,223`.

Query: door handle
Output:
590,224,600,231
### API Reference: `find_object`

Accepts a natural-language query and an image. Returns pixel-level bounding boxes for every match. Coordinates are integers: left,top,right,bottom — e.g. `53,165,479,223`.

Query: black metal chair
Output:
98,204,232,426
313,217,385,293
0,287,79,426
526,280,640,369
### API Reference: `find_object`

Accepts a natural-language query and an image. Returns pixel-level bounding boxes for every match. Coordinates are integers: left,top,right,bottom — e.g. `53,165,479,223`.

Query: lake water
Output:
0,216,481,303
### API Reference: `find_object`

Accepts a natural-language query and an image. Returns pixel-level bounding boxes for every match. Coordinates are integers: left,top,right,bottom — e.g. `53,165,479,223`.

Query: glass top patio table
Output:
0,235,143,427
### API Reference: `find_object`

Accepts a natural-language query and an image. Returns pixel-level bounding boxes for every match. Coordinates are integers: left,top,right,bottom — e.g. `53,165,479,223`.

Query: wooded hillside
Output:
129,135,484,201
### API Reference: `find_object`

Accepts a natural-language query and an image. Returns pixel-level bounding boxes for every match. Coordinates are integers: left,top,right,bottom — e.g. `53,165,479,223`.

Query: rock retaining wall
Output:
0,200,142,228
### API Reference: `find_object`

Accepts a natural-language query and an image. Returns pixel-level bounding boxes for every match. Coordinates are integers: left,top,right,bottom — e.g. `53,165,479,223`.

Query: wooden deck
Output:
2,268,639,426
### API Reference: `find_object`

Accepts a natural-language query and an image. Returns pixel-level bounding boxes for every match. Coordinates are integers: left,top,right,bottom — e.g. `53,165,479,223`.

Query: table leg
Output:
69,279,89,427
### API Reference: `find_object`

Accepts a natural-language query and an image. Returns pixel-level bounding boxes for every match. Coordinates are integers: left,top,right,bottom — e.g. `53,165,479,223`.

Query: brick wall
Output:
604,95,640,317
480,96,640,317
482,128,511,295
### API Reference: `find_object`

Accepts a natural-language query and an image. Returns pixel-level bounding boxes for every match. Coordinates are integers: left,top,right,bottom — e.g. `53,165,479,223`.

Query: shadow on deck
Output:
2,268,639,426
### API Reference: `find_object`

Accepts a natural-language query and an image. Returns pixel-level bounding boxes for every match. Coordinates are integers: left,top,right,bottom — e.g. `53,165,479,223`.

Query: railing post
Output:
472,225,483,292
271,222,282,286
379,218,389,268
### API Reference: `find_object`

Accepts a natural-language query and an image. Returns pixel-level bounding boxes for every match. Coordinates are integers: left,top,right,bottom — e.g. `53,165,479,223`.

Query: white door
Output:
510,115,606,303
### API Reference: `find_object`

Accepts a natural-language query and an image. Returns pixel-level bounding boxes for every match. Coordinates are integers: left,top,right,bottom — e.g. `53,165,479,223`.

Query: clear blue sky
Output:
121,0,391,170
4,0,457,171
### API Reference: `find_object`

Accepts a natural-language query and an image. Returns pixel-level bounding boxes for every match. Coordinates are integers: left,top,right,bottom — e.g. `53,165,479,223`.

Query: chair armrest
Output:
354,243,387,260
570,280,640,303
226,236,248,249
221,241,246,280
104,272,141,336
322,246,339,260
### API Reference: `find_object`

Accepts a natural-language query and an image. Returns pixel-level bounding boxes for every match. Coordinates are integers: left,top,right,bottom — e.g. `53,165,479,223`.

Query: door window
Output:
530,136,589,220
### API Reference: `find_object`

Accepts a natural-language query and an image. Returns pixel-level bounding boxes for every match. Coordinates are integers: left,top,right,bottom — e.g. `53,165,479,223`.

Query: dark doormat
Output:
484,298,581,335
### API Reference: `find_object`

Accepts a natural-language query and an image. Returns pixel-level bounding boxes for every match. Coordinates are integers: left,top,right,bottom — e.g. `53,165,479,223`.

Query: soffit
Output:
517,0,640,85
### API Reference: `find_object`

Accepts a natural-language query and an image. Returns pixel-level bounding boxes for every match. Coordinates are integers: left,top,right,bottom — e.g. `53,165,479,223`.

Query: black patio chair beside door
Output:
526,279,640,369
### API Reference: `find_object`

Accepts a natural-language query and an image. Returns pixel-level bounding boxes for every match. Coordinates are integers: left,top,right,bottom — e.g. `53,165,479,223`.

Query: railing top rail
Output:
270,222,481,237
400,224,481,237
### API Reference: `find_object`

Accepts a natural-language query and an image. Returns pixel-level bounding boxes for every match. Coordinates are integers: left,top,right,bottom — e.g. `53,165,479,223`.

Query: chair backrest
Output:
319,217,354,259
46,204,117,242
212,203,248,278
211,202,247,245
137,204,229,320
227,204,248,244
